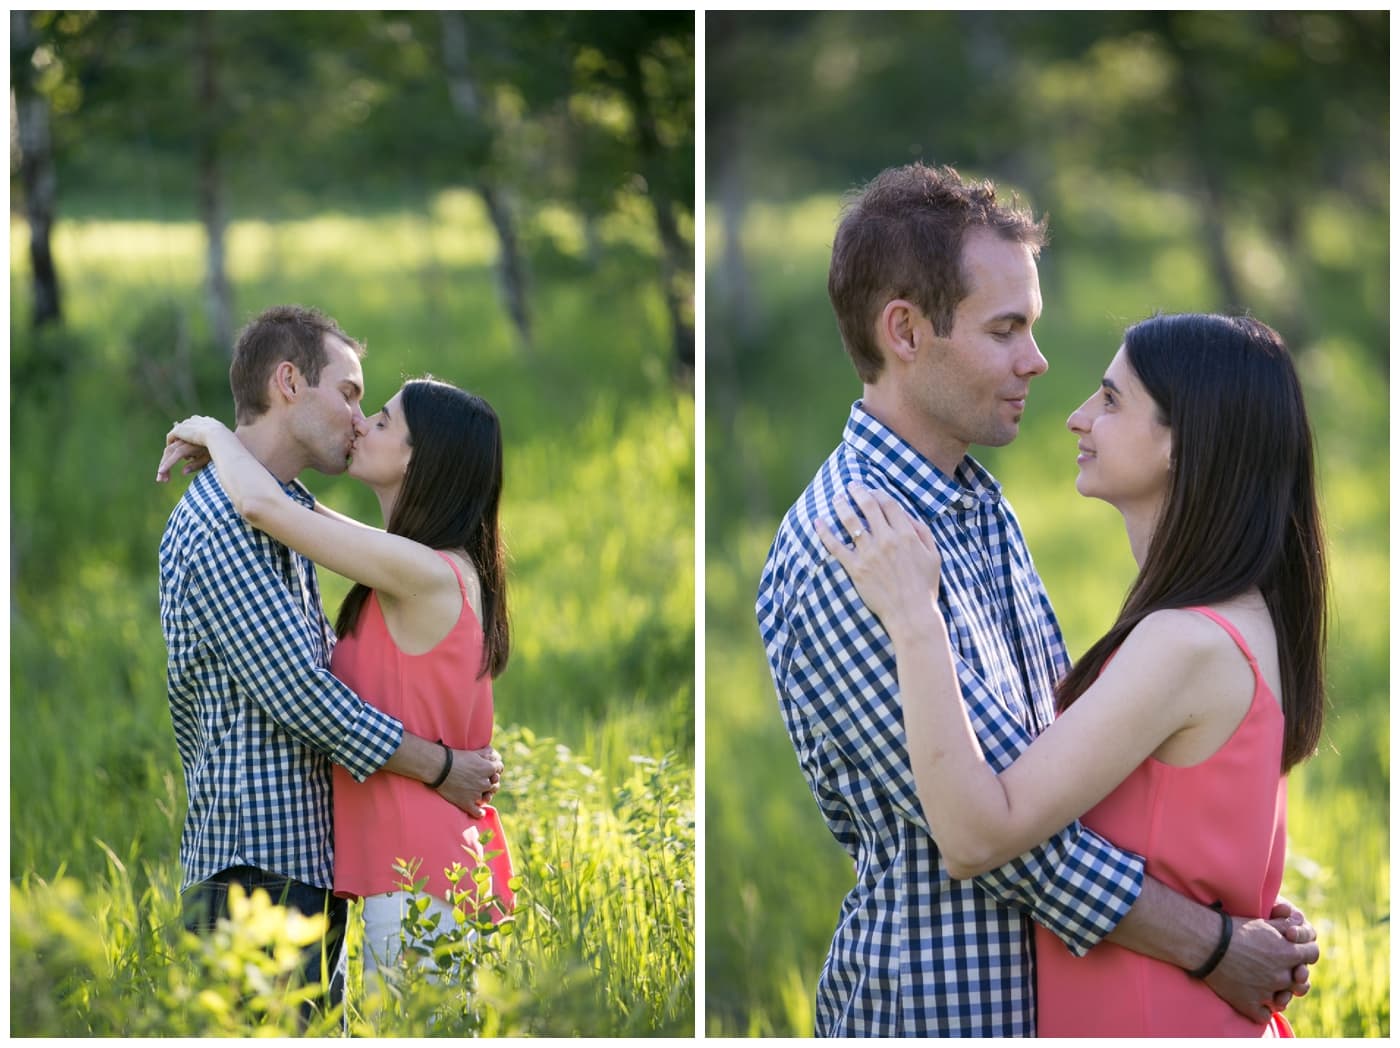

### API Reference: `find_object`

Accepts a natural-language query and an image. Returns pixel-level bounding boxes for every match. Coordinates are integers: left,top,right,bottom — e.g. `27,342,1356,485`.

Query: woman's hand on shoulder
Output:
168,414,231,449
156,415,229,482
817,481,942,640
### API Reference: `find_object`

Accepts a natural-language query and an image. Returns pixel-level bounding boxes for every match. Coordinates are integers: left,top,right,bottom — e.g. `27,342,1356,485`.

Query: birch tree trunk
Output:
620,48,694,383
1156,13,1246,314
196,12,234,353
11,11,62,328
440,11,533,352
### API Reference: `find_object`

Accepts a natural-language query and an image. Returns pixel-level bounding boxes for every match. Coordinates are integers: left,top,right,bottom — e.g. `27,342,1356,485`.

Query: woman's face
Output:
1066,345,1173,515
348,388,412,487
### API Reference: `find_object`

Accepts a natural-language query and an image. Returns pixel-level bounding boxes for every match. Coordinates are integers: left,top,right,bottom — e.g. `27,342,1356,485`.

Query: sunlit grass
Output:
12,727,693,1037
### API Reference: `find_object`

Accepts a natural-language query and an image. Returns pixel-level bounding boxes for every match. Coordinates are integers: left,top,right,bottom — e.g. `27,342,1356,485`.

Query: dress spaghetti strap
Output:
1181,606,1260,668
435,548,468,594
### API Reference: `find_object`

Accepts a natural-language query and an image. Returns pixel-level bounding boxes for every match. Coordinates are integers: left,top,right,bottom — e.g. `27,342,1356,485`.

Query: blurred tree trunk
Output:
477,182,532,349
196,12,234,353
711,147,770,517
706,11,766,515
440,11,533,352
1156,14,1245,314
1268,199,1312,351
11,11,63,328
619,48,694,384
715,158,753,345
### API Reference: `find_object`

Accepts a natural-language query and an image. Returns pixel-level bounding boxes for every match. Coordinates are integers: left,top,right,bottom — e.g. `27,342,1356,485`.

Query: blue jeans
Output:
182,865,348,1015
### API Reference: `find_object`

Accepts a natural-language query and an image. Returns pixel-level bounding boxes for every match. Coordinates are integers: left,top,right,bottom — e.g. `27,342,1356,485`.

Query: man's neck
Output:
861,384,968,478
232,418,302,485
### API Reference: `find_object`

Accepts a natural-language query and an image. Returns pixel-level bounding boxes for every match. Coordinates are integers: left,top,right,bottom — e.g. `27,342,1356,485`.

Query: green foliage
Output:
12,860,342,1037
14,11,694,226
11,729,693,1037
705,186,1388,1036
709,12,1387,375
10,205,693,1033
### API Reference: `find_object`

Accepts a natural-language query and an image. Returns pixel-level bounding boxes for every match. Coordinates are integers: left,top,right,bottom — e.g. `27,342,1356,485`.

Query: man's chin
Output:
976,425,1021,449
312,456,351,477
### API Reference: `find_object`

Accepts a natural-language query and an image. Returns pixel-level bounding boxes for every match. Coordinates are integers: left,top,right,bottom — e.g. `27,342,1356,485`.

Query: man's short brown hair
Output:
827,163,1048,383
229,305,365,424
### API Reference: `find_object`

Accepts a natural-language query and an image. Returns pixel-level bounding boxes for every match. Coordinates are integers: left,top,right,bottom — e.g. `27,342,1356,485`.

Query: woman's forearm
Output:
891,611,1016,877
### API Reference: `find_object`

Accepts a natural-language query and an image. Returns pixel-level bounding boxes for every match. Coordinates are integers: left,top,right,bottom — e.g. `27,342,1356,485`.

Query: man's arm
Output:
1109,879,1317,1020
383,734,502,818
193,518,500,813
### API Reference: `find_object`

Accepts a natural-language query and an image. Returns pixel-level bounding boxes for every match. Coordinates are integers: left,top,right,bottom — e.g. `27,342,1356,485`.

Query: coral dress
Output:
1036,607,1288,1036
331,551,514,919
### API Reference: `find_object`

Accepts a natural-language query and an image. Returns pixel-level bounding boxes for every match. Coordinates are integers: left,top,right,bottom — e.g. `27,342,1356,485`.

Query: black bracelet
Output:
427,740,453,790
1186,901,1233,979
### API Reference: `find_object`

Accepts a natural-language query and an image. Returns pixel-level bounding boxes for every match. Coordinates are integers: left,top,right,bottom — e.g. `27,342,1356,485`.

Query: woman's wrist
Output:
205,424,240,456
887,604,947,648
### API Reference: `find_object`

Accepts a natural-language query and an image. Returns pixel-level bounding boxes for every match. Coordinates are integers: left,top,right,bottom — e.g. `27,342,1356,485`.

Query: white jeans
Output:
359,891,463,978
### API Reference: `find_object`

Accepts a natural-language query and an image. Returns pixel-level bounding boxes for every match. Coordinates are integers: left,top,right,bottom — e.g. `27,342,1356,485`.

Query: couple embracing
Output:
157,305,514,1010
758,163,1325,1036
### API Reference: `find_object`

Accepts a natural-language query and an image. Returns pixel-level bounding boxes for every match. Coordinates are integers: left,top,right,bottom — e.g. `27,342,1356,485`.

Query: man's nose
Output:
352,412,370,437
1020,335,1049,378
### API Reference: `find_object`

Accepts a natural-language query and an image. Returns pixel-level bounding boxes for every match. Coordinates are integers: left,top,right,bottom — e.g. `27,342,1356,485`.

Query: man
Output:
756,164,1317,1036
156,305,502,1007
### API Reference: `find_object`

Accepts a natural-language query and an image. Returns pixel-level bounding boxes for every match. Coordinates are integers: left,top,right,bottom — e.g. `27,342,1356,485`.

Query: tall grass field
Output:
10,195,694,1035
705,195,1389,1037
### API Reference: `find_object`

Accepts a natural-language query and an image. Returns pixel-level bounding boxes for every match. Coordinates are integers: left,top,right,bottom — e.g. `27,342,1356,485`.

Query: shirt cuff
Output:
330,702,404,782
975,826,1146,956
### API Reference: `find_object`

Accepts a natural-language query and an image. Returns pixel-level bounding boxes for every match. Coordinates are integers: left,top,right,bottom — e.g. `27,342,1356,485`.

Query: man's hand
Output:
1204,905,1319,1022
1264,897,1317,1006
433,745,504,818
1105,879,1319,1023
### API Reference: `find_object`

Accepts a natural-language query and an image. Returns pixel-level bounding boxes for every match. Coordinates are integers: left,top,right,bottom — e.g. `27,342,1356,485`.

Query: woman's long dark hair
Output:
335,378,510,679
1054,313,1326,772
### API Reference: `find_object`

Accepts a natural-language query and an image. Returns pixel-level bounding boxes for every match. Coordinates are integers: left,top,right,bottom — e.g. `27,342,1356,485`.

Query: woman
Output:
818,313,1326,1036
169,376,515,979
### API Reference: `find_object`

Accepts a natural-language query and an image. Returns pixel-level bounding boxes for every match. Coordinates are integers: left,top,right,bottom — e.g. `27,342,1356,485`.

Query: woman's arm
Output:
820,482,1222,878
166,416,454,602
313,499,380,530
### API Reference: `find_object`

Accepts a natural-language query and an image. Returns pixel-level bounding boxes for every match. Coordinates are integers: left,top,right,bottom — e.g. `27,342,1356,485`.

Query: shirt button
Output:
959,494,976,510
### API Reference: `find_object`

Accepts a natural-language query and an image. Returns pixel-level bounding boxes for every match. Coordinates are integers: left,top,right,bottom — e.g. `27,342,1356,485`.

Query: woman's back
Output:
331,551,514,915
1036,605,1287,1036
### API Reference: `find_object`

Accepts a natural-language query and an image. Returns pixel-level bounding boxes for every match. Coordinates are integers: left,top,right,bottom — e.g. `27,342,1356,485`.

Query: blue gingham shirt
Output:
159,465,403,892
757,402,1146,1036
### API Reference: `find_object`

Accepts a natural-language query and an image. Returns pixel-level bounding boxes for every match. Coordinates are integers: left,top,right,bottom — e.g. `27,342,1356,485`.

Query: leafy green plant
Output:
11,729,693,1037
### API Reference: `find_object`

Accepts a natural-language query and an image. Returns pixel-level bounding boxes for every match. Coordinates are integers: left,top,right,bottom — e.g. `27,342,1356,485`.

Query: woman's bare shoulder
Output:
1122,607,1248,680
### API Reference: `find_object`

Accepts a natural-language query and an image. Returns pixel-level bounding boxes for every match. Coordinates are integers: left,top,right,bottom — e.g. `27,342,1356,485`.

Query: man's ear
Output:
272,361,301,404
877,299,923,365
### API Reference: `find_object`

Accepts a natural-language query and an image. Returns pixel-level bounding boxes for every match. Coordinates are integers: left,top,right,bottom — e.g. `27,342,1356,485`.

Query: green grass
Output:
10,199,694,1035
704,194,1389,1037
